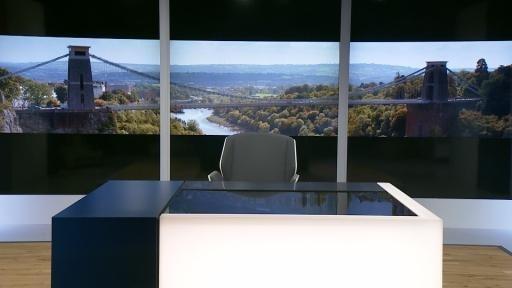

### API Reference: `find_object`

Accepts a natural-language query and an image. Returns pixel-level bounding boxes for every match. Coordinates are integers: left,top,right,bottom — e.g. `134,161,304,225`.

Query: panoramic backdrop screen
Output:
348,41,512,138
0,35,160,134
169,40,340,136
3,38,510,138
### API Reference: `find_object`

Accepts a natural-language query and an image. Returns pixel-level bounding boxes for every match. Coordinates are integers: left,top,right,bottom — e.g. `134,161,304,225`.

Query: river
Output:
171,108,237,135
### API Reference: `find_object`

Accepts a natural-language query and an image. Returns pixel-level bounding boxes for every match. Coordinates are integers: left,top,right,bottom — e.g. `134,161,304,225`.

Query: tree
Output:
46,98,60,107
323,127,336,136
0,67,22,102
475,58,489,74
100,91,115,102
458,109,507,137
125,90,139,103
54,86,68,103
186,120,201,133
390,106,407,136
258,122,270,133
95,99,107,107
100,89,136,105
474,58,490,87
481,65,511,117
23,81,53,106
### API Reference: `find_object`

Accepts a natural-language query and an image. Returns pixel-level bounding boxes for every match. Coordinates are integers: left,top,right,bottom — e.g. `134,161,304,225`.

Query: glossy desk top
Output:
53,180,416,219
167,181,416,216
181,181,385,192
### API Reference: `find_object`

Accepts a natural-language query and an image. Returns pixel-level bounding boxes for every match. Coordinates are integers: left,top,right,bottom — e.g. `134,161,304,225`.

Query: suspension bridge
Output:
0,46,481,110
0,46,483,136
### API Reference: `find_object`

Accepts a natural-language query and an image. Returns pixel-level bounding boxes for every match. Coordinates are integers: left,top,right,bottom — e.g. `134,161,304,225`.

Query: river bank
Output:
171,108,238,135
206,114,243,134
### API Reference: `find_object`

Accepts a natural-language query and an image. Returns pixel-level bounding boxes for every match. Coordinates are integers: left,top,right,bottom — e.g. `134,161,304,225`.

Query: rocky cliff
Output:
15,110,116,134
0,107,23,133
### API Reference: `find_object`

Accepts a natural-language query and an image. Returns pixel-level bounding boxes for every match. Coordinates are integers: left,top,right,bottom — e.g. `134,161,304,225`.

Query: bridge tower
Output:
421,61,449,102
67,46,94,111
406,61,455,137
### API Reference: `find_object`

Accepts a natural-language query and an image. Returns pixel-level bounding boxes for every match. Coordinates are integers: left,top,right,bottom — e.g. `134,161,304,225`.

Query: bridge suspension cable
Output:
90,54,160,82
90,54,249,99
446,68,481,97
0,53,69,81
362,66,427,93
170,82,250,100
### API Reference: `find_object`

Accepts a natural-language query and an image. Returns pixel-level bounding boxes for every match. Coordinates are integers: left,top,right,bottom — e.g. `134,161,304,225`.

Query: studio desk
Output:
52,180,443,288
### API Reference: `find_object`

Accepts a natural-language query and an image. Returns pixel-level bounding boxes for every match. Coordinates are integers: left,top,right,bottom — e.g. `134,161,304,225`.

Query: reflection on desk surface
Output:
167,189,416,216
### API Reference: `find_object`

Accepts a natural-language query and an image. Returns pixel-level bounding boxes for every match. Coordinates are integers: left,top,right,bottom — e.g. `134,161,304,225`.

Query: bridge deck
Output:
104,97,480,110
11,97,481,112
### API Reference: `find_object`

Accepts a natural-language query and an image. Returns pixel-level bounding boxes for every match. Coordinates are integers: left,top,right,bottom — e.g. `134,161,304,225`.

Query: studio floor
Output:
0,243,511,288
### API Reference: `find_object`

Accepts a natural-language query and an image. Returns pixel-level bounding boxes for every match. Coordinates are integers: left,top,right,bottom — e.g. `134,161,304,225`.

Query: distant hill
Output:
1,61,427,87
170,72,338,88
349,63,419,85
170,63,421,87
170,64,338,76
170,64,338,87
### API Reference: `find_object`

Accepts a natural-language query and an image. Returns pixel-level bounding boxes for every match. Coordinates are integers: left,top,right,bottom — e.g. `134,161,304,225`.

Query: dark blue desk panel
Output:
52,180,183,288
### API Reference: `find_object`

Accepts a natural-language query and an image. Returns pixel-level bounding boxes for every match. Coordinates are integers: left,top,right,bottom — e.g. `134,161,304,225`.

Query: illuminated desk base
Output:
159,183,442,288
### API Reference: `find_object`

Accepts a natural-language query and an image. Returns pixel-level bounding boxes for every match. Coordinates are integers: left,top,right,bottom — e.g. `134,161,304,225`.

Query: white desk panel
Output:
160,183,442,288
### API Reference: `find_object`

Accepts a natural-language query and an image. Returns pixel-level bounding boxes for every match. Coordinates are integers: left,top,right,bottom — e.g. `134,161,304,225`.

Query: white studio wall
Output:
418,198,512,251
0,195,83,241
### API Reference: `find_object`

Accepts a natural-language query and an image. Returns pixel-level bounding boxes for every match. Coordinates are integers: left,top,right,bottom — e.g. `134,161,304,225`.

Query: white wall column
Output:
337,0,351,182
159,0,171,180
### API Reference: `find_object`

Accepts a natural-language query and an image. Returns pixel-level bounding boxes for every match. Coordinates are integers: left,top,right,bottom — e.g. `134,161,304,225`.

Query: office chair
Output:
208,132,300,183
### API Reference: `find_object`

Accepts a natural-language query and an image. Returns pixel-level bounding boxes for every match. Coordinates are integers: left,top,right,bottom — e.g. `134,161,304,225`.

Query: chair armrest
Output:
290,174,300,183
208,170,223,181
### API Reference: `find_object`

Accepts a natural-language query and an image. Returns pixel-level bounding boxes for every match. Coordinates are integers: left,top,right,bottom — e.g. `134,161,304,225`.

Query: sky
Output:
350,41,512,68
170,41,339,65
1,35,511,68
0,35,160,65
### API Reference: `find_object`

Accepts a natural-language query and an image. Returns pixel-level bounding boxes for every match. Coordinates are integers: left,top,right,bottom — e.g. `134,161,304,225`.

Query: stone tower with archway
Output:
67,46,94,111
406,61,455,137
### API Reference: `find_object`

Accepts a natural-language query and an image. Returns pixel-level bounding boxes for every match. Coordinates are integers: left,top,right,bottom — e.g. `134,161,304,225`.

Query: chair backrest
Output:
220,133,297,182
